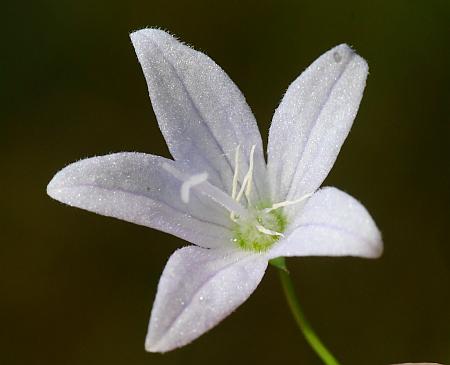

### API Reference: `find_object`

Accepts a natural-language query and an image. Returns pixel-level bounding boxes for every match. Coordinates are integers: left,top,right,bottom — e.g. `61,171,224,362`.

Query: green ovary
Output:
232,209,287,252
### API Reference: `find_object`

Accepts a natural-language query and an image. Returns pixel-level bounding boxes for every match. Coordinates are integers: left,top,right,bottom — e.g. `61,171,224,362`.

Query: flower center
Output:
232,206,287,252
163,144,311,253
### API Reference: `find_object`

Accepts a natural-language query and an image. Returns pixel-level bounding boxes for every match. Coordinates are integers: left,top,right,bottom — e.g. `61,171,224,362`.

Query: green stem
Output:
271,258,342,365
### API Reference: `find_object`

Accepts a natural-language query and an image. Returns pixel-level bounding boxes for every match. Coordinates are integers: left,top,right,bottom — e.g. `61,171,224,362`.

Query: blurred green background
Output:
2,0,449,364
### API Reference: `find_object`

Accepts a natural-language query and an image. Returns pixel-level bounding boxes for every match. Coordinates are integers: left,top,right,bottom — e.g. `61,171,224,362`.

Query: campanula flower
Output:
47,29,382,352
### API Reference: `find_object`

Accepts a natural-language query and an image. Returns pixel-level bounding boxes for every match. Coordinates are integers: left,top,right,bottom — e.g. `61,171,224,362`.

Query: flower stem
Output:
270,257,342,365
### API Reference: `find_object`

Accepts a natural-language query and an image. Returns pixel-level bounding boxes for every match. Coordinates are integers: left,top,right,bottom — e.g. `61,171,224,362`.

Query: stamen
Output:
263,193,313,213
245,145,256,200
162,162,248,218
231,145,240,200
181,173,208,203
235,145,256,203
255,224,284,237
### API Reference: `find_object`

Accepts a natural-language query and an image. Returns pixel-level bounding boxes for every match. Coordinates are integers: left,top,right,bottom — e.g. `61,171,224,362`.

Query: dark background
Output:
2,0,449,364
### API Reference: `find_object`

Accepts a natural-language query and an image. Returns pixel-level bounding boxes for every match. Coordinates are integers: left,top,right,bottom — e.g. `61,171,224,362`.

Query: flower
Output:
47,28,383,352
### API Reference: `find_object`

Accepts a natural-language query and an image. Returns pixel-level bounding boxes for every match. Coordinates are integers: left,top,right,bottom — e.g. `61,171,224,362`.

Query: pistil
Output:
162,162,248,218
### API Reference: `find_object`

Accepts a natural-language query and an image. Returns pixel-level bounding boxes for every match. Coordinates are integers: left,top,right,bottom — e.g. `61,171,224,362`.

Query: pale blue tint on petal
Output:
146,246,268,352
267,187,382,259
267,44,368,210
130,29,268,203
47,153,233,249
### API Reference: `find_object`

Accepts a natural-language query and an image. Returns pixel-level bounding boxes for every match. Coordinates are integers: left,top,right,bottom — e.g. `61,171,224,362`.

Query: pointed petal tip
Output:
346,215,383,259
145,326,173,353
326,44,368,77
372,237,384,259
130,28,171,46
130,27,155,40
333,43,354,53
366,222,383,259
145,336,166,353
331,43,368,73
46,176,56,198
362,240,383,259
46,169,65,202
46,161,82,204
145,325,188,353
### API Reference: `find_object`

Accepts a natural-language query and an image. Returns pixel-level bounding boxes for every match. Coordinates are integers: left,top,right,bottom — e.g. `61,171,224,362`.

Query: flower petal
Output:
267,44,368,203
268,187,382,259
47,153,233,249
146,246,267,352
130,28,267,202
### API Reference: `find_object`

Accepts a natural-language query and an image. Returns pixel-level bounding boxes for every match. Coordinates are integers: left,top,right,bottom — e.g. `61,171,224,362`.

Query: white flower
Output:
47,29,382,353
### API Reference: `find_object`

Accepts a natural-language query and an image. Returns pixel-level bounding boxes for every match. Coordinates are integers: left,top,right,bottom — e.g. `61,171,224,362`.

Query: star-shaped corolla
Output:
47,29,383,352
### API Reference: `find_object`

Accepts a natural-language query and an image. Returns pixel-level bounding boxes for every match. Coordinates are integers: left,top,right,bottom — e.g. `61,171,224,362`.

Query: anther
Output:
245,145,256,201
263,193,313,213
255,224,284,237
235,145,256,203
231,145,241,200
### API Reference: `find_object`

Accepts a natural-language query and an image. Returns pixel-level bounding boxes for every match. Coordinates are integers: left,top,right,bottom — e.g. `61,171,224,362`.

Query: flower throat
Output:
163,145,311,253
